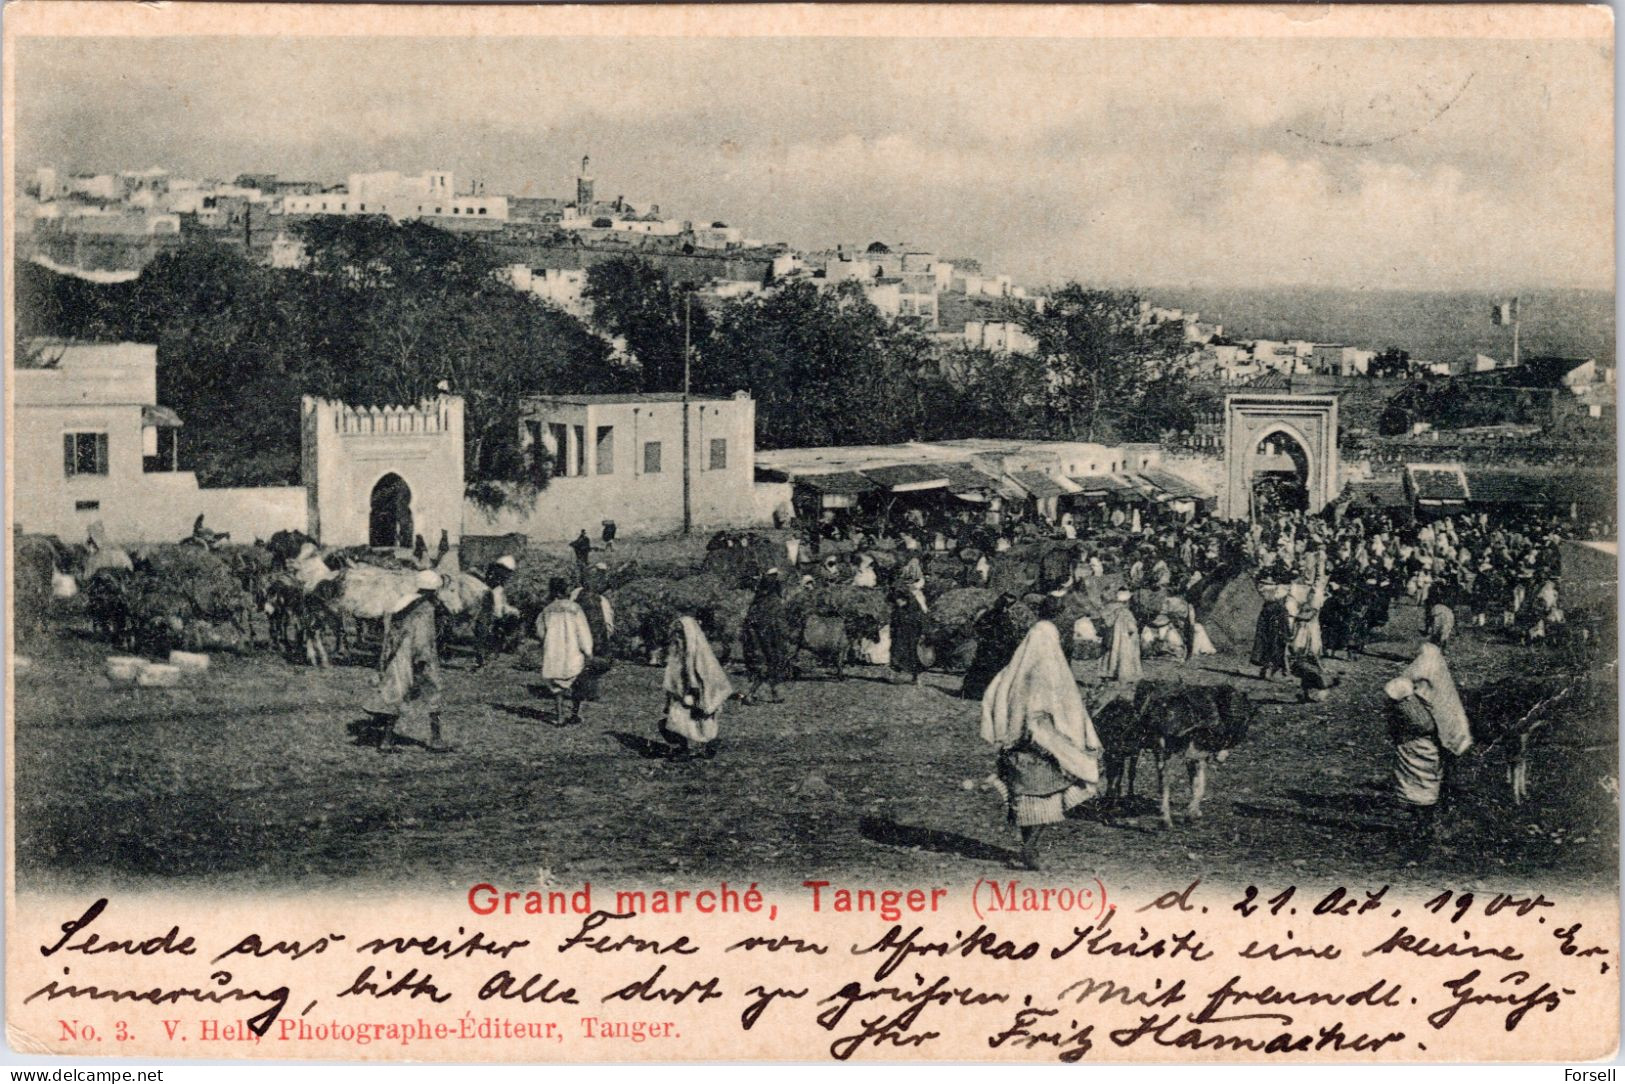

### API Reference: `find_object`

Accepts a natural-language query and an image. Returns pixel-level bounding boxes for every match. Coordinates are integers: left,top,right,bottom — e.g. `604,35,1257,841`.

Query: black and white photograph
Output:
3,2,1617,1066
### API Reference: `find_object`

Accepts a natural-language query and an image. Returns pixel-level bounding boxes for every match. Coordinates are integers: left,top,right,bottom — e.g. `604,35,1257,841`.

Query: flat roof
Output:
525,392,737,406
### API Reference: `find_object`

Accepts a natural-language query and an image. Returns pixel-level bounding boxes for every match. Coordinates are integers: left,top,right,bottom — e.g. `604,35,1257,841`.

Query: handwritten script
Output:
11,881,1616,1062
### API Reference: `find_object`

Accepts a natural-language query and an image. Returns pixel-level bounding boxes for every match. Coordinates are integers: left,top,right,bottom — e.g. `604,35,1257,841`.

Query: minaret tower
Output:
576,155,594,211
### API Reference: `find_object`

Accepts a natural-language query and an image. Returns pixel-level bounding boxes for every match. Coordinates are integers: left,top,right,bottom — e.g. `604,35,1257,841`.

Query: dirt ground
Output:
12,595,1618,896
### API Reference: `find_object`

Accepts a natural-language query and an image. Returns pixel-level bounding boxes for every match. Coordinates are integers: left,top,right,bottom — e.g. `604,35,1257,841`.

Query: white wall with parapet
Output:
470,395,760,541
302,396,466,547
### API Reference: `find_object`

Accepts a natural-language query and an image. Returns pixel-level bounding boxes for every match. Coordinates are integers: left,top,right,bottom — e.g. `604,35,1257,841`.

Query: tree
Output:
697,281,928,449
290,217,630,508
583,255,712,392
1020,285,1182,442
1125,371,1216,441
33,221,629,506
1369,346,1411,379
930,346,1050,441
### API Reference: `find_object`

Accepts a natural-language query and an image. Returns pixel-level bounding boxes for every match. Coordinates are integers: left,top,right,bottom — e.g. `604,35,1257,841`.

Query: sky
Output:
12,34,1614,291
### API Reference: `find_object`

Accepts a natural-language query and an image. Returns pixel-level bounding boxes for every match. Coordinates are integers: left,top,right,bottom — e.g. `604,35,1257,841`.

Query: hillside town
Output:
15,154,1616,547
11,155,1617,895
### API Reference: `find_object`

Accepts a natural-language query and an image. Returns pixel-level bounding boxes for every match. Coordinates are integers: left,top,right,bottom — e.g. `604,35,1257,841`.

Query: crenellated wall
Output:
302,396,466,547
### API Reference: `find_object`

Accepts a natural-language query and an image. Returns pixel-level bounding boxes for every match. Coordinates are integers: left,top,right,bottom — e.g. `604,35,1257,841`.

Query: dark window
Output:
709,438,727,471
143,427,179,473
595,426,614,475
75,500,100,512
572,425,586,477
525,421,543,474
643,441,662,474
548,423,570,477
478,207,487,215
63,432,108,477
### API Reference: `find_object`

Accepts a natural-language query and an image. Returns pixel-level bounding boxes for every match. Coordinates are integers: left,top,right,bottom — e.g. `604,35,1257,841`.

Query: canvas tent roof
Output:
1070,473,1150,501
1345,479,1410,508
861,463,950,492
1009,471,1078,499
1138,467,1212,501
1405,464,1470,503
141,405,183,428
1465,470,1614,507
938,462,1004,495
796,471,878,495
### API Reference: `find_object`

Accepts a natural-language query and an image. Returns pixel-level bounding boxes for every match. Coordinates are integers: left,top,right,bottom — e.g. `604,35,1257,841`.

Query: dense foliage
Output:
20,232,1216,494
18,220,633,507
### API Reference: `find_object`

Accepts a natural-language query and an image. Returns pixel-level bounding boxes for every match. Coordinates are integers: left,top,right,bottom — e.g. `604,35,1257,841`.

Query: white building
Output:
281,170,508,222
962,320,1037,355
464,392,760,541
1308,343,1376,377
504,266,590,317
12,342,305,543
64,174,119,201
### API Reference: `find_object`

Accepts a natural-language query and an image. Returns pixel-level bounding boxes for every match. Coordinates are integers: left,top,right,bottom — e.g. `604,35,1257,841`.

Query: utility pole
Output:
681,291,693,536
1511,296,1522,369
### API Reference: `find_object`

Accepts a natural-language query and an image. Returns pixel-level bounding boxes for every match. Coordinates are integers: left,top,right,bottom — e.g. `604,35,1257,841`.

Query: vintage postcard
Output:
3,1,1618,1066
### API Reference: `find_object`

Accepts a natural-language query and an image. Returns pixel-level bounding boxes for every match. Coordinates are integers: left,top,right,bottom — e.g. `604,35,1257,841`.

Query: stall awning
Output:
1138,467,1212,501
1122,474,1170,502
1070,473,1146,501
1405,465,1470,504
1009,470,1078,500
1346,479,1410,508
862,463,951,493
938,462,1004,496
1464,470,1614,507
797,471,879,495
142,405,184,428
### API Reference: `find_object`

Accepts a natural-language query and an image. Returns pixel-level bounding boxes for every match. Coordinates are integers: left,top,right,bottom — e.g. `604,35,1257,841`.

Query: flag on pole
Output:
1492,298,1520,325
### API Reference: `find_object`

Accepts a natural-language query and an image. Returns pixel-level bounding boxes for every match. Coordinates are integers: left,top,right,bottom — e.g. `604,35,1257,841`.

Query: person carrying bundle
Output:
473,555,522,668
981,620,1102,871
363,569,452,754
659,616,733,759
741,569,793,704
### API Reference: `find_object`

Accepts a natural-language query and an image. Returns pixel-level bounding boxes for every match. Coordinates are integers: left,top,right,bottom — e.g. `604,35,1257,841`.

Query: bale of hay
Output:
14,535,59,636
136,545,250,624
1202,571,1265,652
462,532,530,574
926,587,996,673
700,535,784,586
610,577,680,660
667,575,751,649
136,663,183,687
929,587,997,644
168,650,210,672
811,584,889,641
106,656,146,682
505,552,581,620
986,550,1041,595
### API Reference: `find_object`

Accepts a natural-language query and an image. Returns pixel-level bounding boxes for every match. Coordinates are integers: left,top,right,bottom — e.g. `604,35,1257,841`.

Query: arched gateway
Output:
1220,393,1339,520
301,395,466,548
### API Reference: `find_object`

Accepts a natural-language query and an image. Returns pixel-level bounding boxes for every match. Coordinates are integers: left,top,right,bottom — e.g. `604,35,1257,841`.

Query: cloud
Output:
13,35,1612,289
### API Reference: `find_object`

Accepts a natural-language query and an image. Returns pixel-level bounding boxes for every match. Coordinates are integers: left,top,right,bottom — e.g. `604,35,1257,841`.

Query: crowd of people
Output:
354,493,1609,867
